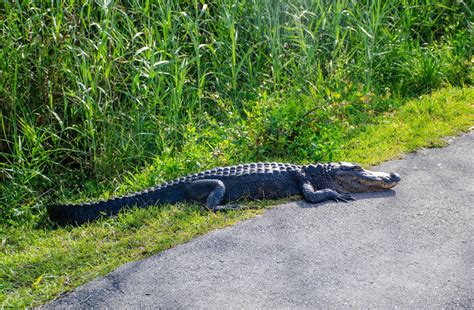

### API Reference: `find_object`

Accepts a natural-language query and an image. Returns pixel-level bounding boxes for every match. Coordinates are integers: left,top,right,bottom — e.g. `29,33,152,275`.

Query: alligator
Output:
47,162,401,225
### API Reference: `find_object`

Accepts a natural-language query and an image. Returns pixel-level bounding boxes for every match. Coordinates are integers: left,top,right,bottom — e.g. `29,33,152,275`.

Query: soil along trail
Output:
45,133,473,309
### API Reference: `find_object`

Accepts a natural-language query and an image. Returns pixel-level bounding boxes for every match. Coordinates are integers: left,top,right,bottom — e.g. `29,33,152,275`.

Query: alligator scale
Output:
48,162,401,225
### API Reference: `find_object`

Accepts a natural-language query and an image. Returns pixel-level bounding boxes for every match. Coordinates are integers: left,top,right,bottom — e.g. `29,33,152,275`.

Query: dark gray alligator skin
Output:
48,162,401,225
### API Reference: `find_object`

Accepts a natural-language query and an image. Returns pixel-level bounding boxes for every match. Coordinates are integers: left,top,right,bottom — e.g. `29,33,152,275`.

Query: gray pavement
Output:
45,133,473,309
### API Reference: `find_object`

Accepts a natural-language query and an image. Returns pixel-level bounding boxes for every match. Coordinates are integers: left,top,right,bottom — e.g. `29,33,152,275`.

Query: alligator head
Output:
304,162,401,193
331,162,401,193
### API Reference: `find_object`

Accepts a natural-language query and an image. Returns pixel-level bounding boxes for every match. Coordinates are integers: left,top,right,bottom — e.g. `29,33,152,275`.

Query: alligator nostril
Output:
390,172,401,182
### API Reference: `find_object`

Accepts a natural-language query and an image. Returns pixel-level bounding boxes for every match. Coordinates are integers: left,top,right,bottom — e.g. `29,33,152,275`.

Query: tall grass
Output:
0,0,471,226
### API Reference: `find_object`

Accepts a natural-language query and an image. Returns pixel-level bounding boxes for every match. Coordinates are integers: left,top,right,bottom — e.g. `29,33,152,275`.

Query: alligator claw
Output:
343,194,355,201
332,193,355,203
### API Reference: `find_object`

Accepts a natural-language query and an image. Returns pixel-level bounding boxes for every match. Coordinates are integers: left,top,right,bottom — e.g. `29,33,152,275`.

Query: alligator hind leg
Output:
185,179,239,211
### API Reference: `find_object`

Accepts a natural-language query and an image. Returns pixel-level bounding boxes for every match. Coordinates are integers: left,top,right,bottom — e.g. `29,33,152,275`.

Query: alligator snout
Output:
379,172,401,189
389,172,401,182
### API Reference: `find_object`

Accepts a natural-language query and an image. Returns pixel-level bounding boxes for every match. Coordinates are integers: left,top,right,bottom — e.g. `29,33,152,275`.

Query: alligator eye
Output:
339,162,354,170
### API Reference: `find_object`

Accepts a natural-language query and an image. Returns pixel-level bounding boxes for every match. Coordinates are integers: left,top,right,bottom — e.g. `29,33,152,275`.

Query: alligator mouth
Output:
359,172,401,188
336,171,401,192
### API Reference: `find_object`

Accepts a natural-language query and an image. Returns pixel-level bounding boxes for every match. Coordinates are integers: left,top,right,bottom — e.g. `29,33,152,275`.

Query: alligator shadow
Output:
296,189,396,208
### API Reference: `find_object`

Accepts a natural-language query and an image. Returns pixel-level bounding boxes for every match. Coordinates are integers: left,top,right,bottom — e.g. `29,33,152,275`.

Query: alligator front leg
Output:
185,179,240,211
302,182,354,203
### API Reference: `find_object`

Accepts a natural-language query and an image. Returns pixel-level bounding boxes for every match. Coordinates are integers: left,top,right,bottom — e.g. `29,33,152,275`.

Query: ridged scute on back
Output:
181,162,300,179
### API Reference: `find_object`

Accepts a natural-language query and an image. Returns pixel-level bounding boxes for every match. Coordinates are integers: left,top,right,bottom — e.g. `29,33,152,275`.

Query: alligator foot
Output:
302,184,356,204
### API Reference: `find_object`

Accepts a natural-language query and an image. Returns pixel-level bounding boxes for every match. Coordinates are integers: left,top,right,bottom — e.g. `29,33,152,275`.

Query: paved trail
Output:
46,133,473,309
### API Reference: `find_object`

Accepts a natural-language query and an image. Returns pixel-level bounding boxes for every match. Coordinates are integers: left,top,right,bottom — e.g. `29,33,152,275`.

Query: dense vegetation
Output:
0,0,472,306
1,0,471,227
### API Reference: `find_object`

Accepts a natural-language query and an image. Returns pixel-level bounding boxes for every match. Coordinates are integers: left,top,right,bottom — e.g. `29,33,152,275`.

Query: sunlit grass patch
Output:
339,87,473,165
0,204,264,307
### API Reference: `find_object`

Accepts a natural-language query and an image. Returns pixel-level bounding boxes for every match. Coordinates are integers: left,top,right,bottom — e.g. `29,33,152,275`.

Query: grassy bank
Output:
0,0,473,307
1,86,473,308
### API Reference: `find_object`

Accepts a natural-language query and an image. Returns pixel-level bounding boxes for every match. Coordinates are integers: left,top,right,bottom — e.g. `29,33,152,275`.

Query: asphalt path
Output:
45,133,473,309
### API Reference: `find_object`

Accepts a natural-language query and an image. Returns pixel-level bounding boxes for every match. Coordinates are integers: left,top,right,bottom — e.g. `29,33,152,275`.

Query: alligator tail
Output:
48,200,119,226
47,185,185,225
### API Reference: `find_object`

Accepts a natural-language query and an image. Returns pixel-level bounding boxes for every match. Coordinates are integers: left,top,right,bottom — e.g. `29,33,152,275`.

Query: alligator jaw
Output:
358,171,401,189
334,163,401,193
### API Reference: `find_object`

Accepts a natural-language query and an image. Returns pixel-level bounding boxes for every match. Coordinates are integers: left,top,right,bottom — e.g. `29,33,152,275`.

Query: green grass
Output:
0,204,265,307
338,87,474,164
0,0,473,307
1,86,473,308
